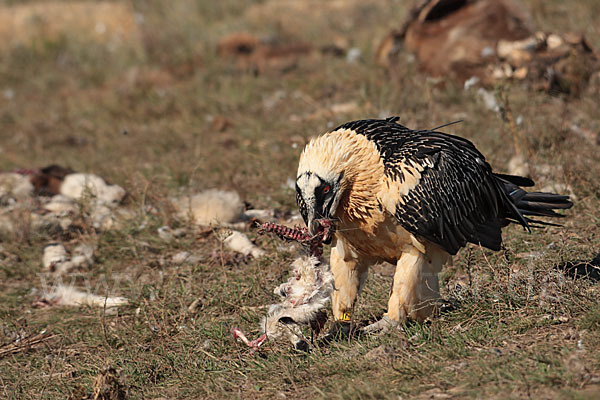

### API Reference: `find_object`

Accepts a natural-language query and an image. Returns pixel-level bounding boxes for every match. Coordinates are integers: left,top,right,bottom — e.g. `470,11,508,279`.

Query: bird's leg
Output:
386,247,442,323
330,241,370,324
363,245,448,333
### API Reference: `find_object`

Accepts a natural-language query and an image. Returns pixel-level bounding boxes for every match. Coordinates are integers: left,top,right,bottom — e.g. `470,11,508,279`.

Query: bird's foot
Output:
317,321,359,345
361,315,399,334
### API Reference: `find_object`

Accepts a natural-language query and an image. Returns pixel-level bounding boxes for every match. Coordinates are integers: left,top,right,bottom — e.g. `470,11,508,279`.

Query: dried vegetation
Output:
0,0,599,399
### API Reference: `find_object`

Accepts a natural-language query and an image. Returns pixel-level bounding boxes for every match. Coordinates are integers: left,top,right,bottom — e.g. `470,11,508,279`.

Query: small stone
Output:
172,251,191,265
346,47,361,63
157,226,173,241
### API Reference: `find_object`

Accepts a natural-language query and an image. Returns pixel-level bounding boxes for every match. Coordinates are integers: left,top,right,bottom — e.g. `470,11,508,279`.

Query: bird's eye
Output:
323,185,331,194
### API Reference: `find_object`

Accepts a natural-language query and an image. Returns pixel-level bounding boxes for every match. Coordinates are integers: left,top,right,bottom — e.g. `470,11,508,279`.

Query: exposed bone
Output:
231,327,267,353
223,231,265,258
362,315,398,334
497,36,541,64
258,220,331,258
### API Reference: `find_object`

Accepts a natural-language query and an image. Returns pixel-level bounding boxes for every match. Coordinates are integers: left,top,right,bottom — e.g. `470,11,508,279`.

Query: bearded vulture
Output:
295,117,572,332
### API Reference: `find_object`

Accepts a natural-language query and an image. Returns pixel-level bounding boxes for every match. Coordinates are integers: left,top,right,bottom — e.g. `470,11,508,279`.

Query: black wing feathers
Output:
335,118,573,255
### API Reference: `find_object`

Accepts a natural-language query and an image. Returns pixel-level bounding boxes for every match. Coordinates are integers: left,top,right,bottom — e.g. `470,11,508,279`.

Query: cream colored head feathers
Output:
297,129,382,183
296,129,385,224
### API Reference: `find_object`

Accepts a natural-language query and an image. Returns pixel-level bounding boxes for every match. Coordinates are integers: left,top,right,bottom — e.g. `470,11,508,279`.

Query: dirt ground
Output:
0,0,599,399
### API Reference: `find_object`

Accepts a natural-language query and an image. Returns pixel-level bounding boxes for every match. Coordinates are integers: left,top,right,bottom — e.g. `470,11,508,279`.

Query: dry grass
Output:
0,0,599,398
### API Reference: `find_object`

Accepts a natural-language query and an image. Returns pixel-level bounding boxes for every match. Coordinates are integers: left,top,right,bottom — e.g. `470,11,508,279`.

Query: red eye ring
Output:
323,185,331,194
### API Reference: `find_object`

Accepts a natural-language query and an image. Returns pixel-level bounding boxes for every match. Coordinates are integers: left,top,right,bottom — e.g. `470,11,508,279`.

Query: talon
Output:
361,316,398,334
319,321,358,344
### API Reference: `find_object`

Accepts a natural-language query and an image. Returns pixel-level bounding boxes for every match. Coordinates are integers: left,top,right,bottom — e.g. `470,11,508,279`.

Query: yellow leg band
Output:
338,311,352,322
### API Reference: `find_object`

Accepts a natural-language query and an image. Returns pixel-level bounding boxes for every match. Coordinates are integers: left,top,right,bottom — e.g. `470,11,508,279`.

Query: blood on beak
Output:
309,218,335,244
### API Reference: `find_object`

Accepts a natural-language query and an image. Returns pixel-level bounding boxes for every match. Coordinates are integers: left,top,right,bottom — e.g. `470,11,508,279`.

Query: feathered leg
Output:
330,239,370,322
386,245,448,322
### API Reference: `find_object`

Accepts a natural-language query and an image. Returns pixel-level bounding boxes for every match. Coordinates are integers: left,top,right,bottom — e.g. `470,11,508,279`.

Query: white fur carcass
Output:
171,189,243,226
223,231,265,258
233,255,333,350
0,173,34,202
262,255,333,345
38,284,128,308
60,173,126,207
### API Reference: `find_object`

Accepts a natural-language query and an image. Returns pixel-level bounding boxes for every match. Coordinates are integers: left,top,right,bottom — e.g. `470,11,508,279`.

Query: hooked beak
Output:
309,218,336,245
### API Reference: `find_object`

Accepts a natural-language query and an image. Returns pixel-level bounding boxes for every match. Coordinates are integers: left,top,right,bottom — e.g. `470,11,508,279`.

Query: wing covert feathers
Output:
332,118,573,255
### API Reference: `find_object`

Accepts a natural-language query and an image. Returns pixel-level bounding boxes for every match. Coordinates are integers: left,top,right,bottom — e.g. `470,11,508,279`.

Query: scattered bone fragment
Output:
87,205,134,231
171,251,190,264
223,231,265,258
497,35,542,65
1,168,130,235
90,205,118,230
171,189,243,226
39,284,127,308
546,34,564,50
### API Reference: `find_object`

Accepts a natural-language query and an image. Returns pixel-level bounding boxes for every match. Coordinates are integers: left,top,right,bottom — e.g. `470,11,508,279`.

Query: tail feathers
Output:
517,191,573,217
503,182,573,228
494,173,534,187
